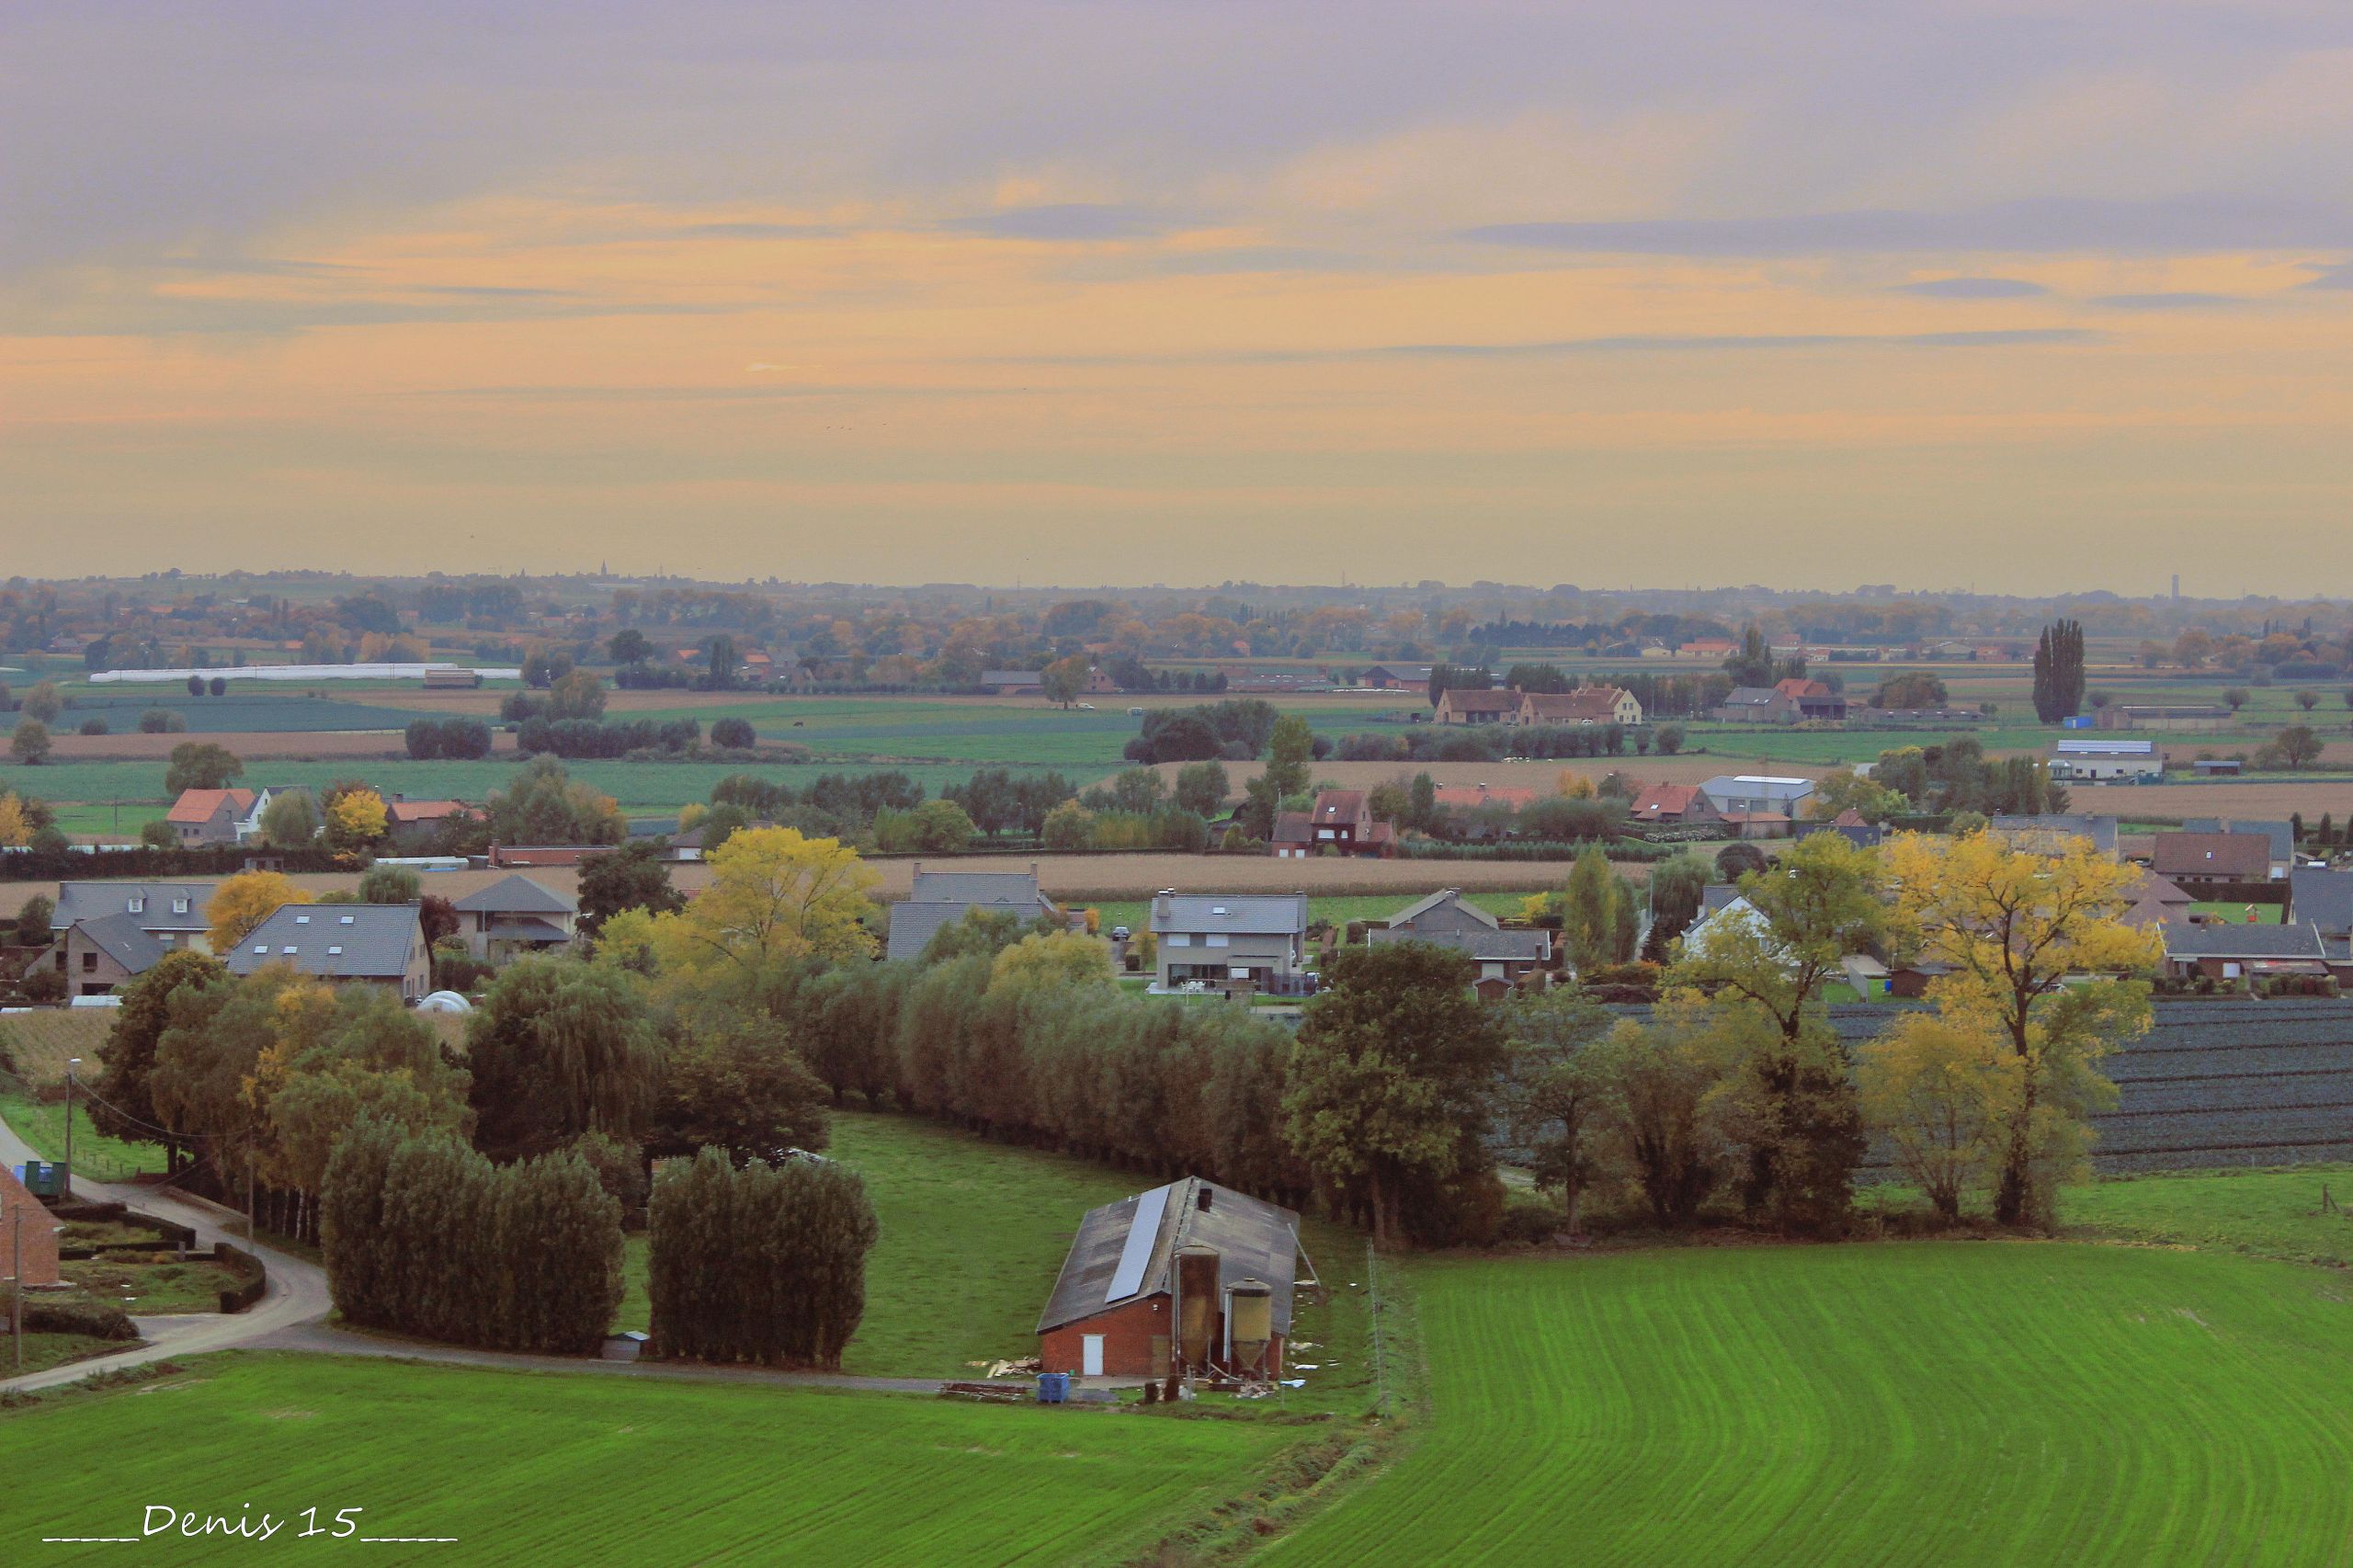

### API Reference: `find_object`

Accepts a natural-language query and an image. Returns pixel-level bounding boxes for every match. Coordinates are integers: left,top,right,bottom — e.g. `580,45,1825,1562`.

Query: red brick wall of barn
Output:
1039,1294,1286,1378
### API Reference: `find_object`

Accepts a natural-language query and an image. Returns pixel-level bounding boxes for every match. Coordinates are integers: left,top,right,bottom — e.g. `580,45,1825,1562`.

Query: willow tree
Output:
466,957,664,1160
1883,832,2162,1225
644,826,879,1016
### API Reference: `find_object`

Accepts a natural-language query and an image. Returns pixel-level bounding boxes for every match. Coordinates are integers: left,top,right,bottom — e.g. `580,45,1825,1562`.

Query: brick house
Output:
1711,687,1798,723
41,882,216,994
166,788,261,846
384,798,483,852
1772,678,1848,722
1432,687,1518,725
1037,1176,1305,1380
1518,687,1643,727
2153,832,2272,889
1294,790,1393,858
884,863,1063,962
1629,783,1722,827
1369,890,1552,988
0,1163,62,1288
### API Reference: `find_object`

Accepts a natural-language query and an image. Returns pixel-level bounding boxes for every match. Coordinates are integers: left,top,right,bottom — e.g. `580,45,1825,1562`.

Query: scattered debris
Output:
977,1357,1040,1380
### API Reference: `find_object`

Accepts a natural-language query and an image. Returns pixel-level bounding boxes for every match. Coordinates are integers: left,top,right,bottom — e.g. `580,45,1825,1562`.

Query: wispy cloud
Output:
2300,260,2353,290
999,328,2104,366
1462,198,2353,256
2087,291,2245,310
941,203,1174,241
1893,277,2049,299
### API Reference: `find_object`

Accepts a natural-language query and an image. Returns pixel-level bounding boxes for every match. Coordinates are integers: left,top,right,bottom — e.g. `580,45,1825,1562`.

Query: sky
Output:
5,1,2352,595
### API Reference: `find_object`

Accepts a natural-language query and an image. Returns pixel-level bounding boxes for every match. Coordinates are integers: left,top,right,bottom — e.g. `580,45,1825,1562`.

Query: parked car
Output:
1109,926,1131,941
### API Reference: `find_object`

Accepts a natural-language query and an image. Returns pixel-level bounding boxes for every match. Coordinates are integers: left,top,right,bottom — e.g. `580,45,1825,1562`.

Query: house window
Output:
128,897,144,915
1317,829,1336,839
173,898,189,915
1165,934,1191,947
252,944,268,954
1207,934,1229,948
82,951,97,971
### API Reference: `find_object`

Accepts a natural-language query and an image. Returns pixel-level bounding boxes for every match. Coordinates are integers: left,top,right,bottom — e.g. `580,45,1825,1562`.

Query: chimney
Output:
1154,889,1175,922
911,859,922,878
1196,1186,1212,1213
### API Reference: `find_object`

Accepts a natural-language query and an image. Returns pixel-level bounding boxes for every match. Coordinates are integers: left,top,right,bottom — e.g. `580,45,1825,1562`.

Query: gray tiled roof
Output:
1367,925,1550,962
2291,870,2353,938
1037,1176,1302,1336
884,868,1056,962
74,913,166,974
2182,819,2294,865
451,873,577,915
226,903,422,980
1380,889,1500,933
1700,883,1743,915
1990,814,2120,856
2161,922,2326,960
51,882,214,934
1150,893,1308,937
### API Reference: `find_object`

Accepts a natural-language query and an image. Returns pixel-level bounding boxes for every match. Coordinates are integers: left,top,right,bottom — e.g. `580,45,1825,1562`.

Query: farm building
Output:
1989,813,2120,858
1697,775,1814,817
2048,738,2163,782
1037,1176,1307,1381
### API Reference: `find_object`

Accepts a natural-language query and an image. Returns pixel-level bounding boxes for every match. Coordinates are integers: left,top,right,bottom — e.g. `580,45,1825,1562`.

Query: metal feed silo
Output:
1225,1278,1274,1375
1176,1244,1222,1370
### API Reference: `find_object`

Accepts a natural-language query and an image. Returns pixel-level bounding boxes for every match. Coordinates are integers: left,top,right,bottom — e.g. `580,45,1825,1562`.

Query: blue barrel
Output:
1036,1372,1070,1403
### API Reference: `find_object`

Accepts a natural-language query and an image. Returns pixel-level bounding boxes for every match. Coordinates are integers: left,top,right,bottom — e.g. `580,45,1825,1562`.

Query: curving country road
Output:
0,1108,335,1394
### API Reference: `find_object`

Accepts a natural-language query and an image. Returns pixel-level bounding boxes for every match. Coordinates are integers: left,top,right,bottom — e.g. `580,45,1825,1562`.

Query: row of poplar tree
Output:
321,1119,880,1366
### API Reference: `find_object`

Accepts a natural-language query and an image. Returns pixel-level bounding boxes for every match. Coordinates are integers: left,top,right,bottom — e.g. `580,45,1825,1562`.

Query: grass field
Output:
1267,1242,2353,1566
613,1111,1381,1407
0,1354,1300,1564
2064,1164,2353,1269
2189,900,2283,924
0,1092,171,1178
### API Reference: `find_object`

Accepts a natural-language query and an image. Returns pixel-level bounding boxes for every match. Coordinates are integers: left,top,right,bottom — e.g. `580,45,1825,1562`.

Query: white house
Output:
2049,738,2164,783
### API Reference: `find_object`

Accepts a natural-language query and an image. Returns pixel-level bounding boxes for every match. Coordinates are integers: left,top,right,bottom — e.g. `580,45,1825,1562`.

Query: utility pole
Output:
10,1202,22,1376
63,1058,81,1201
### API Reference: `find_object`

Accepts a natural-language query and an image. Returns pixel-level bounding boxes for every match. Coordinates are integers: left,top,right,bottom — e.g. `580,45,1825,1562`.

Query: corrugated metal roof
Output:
1038,1176,1302,1336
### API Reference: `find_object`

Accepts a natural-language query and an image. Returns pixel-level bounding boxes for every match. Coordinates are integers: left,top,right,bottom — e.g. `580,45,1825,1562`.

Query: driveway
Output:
1,1111,334,1395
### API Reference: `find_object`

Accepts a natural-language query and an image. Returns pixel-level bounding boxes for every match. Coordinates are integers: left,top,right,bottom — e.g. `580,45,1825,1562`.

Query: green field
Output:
0,1092,170,1179
40,691,437,733
5,757,1073,815
0,1354,1298,1564
1267,1242,2353,1566
611,1111,1380,1405
2064,1164,2353,1268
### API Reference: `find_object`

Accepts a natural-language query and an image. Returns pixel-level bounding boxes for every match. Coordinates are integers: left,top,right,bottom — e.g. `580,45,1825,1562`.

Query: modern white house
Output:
1148,892,1310,994
1696,776,1816,816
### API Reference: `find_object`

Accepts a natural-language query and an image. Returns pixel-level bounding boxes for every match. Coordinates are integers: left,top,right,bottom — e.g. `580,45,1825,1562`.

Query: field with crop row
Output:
0,1007,114,1084
1267,1243,2353,1566
0,1355,1297,1565
31,691,439,734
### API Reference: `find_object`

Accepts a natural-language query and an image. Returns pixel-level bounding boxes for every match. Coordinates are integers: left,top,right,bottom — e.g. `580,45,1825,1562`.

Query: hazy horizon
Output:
7,3,2352,594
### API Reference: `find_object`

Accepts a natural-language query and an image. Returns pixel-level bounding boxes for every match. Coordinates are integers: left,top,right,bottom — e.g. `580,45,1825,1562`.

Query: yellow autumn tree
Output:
1557,771,1597,800
644,827,879,1004
0,790,30,848
324,788,389,849
207,871,315,952
987,930,1117,994
1856,1015,2014,1221
1881,831,2163,1225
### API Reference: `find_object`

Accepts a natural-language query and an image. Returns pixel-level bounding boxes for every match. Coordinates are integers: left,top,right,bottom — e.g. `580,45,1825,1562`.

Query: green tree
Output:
358,864,422,904
1172,759,1230,818
11,718,51,766
1500,987,1615,1234
90,949,226,1170
1561,846,1637,972
19,679,63,723
1723,625,1773,687
257,789,321,847
1039,655,1090,707
466,958,665,1160
163,740,244,793
608,629,654,666
1281,942,1506,1246
654,1015,831,1164
1264,714,1314,801
578,840,683,935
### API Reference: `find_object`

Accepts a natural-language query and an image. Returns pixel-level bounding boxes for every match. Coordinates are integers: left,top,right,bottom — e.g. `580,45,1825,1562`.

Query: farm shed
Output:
1038,1177,1307,1381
